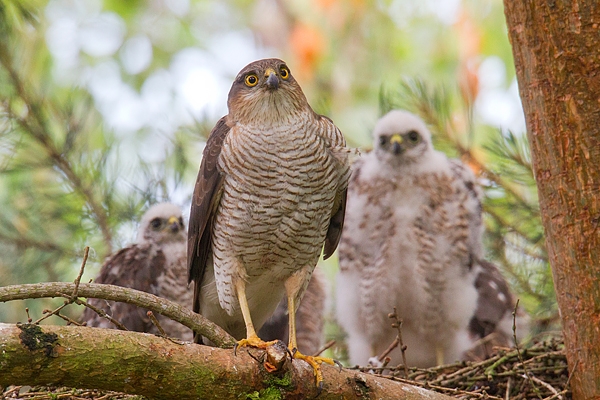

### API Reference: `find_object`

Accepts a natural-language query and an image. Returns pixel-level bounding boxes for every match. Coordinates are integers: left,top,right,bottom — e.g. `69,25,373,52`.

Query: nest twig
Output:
352,336,571,399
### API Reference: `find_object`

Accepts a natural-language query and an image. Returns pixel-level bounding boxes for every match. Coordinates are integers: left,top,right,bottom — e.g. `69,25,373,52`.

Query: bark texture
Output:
0,323,452,400
503,2,600,398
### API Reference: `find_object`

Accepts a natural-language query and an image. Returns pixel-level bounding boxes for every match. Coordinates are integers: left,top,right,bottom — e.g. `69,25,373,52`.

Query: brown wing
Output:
323,187,347,260
317,113,350,260
187,116,230,315
81,244,166,332
469,259,514,338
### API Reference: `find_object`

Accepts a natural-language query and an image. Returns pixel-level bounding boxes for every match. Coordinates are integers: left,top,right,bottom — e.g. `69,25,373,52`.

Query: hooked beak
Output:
265,68,279,90
390,134,403,155
167,216,180,233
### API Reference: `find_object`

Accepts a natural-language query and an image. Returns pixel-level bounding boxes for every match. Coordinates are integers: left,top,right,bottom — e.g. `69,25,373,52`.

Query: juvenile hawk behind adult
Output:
188,58,351,385
82,203,192,340
337,110,489,367
259,267,327,357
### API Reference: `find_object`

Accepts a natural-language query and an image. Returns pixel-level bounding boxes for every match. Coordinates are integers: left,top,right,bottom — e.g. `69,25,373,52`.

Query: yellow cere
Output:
390,134,403,144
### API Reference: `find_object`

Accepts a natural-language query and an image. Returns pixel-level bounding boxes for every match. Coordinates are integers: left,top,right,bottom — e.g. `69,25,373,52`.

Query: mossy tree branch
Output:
0,323,453,400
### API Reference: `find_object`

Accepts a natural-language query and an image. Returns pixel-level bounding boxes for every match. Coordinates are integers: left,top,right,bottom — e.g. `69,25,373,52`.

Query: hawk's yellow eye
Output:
245,74,258,87
279,67,289,80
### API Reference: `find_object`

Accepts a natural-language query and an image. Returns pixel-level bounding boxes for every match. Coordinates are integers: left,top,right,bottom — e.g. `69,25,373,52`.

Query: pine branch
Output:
483,203,544,252
0,40,113,253
0,230,67,253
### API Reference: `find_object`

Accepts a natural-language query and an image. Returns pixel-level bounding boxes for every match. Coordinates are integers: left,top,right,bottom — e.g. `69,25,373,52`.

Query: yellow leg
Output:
234,279,278,350
436,345,445,366
285,276,338,389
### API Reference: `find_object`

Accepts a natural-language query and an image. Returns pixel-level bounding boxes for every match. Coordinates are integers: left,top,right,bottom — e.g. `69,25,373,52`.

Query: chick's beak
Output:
166,216,180,233
390,134,403,155
265,68,279,90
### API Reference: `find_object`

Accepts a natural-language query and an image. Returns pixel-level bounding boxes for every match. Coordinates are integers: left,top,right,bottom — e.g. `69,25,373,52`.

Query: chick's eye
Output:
279,67,289,79
150,218,162,229
379,136,387,146
245,74,258,87
408,131,420,142
178,217,184,227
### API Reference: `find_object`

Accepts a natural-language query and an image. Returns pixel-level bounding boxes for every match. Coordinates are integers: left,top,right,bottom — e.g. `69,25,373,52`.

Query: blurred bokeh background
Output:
0,0,556,351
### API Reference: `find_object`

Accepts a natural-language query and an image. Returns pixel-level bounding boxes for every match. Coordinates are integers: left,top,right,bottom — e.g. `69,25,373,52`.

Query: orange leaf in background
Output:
313,0,364,28
315,0,337,9
455,8,481,61
455,8,482,106
464,156,483,177
458,58,480,106
289,23,326,80
315,0,365,8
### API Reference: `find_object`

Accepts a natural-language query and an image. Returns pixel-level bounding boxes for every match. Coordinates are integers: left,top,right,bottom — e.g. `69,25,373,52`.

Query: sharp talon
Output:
247,349,263,364
285,347,294,359
290,348,334,389
233,342,239,356
317,380,323,396
334,359,343,372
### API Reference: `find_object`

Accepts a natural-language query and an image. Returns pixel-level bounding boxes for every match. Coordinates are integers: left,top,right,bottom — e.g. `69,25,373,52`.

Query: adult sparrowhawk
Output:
188,58,351,386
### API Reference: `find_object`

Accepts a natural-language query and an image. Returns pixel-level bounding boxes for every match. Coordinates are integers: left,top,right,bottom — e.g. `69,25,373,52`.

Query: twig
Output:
71,246,89,299
389,375,503,400
32,303,69,325
522,374,562,400
433,356,498,385
375,308,410,377
51,312,84,326
314,339,335,357
542,390,569,400
564,358,578,388
147,311,167,337
75,297,129,331
25,307,32,323
513,299,543,399
31,249,90,325
376,333,400,362
389,308,409,377
350,333,570,399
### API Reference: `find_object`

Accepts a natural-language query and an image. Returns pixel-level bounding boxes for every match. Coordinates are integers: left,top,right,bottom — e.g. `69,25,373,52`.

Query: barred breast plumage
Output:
188,58,350,388
205,114,343,337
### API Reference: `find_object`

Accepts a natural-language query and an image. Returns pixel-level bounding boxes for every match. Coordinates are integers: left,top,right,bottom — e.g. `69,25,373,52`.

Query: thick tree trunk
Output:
503,2,600,398
0,323,452,400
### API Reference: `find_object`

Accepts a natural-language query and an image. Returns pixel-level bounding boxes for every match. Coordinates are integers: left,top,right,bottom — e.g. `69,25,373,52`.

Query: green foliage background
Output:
0,0,556,342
